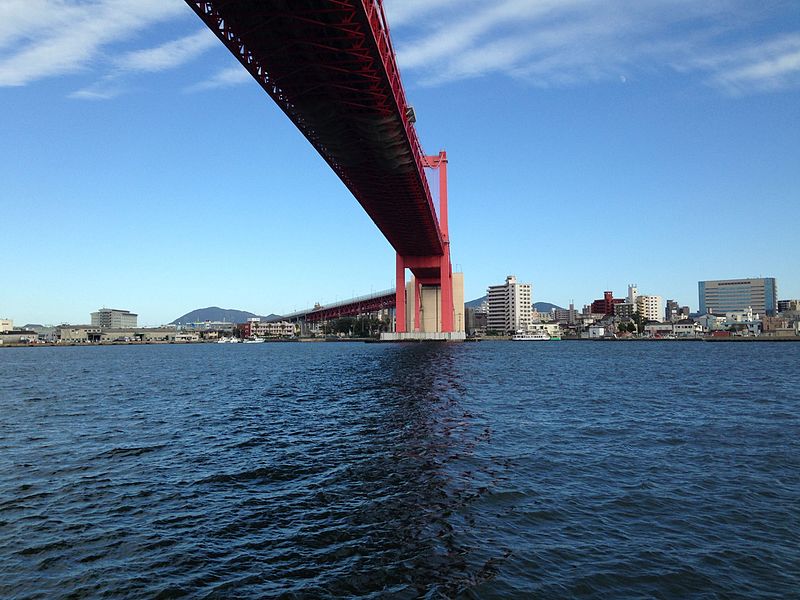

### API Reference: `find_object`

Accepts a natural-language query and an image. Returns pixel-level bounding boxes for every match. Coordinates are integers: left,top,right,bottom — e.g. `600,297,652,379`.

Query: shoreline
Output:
3,336,799,348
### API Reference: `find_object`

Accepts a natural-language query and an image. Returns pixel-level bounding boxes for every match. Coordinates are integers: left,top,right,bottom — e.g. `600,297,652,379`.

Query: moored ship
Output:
512,331,551,341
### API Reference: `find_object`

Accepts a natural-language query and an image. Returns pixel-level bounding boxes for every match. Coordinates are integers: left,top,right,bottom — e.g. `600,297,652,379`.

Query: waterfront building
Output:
91,308,138,329
673,320,703,337
636,295,664,323
614,302,636,320
698,278,777,316
696,313,726,332
239,320,296,338
761,316,798,337
486,275,532,333
24,324,58,343
528,322,561,338
465,307,487,336
0,318,12,332
0,330,38,344
587,325,605,339
174,333,201,342
723,307,762,335
465,307,476,334
644,322,674,338
58,325,176,343
57,326,103,343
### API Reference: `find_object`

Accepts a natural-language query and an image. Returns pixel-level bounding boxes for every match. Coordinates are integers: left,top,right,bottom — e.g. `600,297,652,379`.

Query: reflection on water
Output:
1,341,798,598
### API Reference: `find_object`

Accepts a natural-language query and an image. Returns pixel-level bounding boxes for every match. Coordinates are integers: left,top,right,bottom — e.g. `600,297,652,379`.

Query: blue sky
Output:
1,0,798,326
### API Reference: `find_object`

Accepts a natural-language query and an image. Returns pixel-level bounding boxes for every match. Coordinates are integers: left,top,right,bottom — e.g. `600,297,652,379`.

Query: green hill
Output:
171,307,281,325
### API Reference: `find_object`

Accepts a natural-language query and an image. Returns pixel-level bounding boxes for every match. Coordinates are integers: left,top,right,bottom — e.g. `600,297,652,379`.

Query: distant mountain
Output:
534,302,563,313
171,307,281,325
464,296,563,313
465,295,487,308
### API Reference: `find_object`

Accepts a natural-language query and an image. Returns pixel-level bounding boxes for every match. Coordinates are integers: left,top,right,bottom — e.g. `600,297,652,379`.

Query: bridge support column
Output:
425,151,454,333
395,254,406,333
440,254,453,333
414,280,421,332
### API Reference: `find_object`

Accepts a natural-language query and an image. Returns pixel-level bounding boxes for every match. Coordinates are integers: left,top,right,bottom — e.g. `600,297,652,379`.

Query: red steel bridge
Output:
280,288,396,324
185,0,454,333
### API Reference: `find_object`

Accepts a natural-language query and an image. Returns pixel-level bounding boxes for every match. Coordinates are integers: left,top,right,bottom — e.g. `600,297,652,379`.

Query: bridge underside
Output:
185,0,442,257
186,0,459,333
305,292,395,323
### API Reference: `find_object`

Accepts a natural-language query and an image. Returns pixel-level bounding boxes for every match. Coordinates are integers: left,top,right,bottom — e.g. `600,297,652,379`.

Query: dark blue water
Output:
1,341,798,598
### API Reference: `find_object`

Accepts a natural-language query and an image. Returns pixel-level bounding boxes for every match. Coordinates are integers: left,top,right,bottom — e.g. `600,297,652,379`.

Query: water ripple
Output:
1,341,798,598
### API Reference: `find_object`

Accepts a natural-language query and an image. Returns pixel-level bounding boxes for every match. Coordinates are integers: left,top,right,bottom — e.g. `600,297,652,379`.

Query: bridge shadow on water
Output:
318,343,499,598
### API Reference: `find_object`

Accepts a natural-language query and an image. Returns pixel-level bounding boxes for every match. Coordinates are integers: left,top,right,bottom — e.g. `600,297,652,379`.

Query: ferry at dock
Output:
512,331,551,341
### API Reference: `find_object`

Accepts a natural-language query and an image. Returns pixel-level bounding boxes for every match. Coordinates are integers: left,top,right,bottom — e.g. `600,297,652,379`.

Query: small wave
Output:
195,464,317,486
95,445,167,459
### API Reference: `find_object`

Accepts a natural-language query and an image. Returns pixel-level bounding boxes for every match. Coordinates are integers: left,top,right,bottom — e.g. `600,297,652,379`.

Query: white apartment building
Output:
91,308,138,329
636,295,664,322
486,275,532,333
0,318,13,332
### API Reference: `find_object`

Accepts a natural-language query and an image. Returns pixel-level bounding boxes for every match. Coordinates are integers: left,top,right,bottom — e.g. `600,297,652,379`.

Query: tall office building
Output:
91,308,138,329
486,275,532,333
698,278,777,316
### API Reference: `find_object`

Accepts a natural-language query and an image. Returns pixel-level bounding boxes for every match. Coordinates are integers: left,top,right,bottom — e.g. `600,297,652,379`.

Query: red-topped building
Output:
591,291,625,315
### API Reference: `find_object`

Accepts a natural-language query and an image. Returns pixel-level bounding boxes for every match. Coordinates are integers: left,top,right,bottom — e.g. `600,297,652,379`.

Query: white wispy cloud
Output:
3,0,796,97
690,34,800,94
386,0,800,94
395,0,586,71
68,86,123,101
382,0,466,27
67,74,128,100
65,29,220,100
0,0,188,87
185,64,252,93
114,29,218,73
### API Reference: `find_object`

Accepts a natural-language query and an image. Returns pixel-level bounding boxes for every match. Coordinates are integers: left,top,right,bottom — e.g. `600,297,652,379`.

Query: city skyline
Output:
2,273,785,329
2,0,799,325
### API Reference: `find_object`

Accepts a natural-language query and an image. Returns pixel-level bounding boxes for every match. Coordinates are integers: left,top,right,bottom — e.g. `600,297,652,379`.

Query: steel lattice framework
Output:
185,0,442,256
186,0,454,332
305,292,395,322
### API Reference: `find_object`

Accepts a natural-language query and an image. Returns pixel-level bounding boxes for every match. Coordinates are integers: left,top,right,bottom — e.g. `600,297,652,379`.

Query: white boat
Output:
217,337,240,344
243,338,265,344
512,331,551,341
